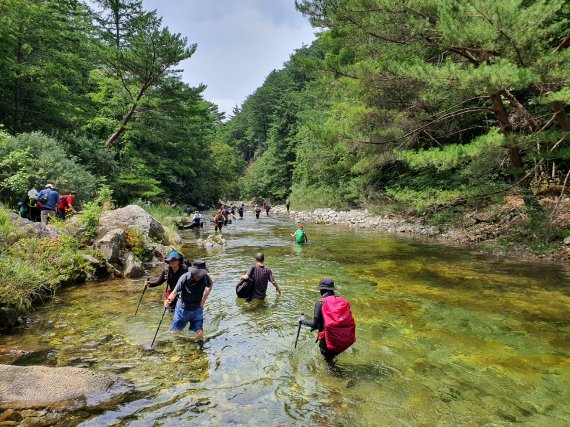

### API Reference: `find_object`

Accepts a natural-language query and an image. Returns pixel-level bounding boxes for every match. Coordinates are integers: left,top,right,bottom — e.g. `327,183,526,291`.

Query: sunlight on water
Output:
1,212,569,425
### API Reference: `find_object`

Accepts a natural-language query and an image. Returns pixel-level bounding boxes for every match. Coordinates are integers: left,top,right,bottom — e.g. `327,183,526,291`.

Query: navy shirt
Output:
37,189,60,211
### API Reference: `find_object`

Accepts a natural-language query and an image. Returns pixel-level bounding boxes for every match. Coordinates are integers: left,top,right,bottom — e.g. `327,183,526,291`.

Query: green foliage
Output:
0,132,100,205
0,207,92,312
125,227,145,260
144,205,178,231
79,185,113,242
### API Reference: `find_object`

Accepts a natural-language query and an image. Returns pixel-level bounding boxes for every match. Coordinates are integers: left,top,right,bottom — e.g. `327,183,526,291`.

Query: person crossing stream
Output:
1,212,569,426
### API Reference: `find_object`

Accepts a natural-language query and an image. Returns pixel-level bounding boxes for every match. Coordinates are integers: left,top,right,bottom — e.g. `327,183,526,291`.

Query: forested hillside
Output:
224,0,569,232
0,0,234,206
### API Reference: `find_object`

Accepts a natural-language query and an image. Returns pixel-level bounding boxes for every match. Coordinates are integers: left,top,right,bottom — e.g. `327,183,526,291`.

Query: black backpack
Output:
236,278,254,298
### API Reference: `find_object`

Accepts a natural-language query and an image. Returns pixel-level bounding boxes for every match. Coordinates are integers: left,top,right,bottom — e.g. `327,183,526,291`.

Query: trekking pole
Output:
151,306,168,348
134,275,151,316
294,313,304,349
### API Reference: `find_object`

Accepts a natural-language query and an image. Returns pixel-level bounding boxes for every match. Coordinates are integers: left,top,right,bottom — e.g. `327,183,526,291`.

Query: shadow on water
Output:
1,214,569,425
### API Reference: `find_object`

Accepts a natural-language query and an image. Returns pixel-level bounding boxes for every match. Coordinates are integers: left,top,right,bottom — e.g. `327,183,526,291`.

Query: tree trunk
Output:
105,101,137,147
491,92,541,209
548,101,570,131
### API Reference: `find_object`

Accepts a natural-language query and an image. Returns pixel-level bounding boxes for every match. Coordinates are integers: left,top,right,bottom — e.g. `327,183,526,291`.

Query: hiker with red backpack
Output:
298,278,356,362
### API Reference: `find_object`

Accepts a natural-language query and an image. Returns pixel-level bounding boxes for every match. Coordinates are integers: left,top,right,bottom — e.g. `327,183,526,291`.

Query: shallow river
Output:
1,213,570,426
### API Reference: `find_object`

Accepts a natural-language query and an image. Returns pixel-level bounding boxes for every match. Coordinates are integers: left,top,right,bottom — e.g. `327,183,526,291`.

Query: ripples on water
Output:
1,213,569,425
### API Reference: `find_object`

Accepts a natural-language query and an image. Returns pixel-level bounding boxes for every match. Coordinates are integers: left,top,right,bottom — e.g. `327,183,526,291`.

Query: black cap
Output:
318,278,335,291
192,259,209,276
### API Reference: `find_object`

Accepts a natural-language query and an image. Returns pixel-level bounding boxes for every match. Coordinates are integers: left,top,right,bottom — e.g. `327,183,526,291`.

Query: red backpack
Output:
320,296,356,353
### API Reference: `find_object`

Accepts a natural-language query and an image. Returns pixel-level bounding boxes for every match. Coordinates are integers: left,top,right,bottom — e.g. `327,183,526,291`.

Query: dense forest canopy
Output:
223,0,569,216
0,0,233,206
0,0,568,226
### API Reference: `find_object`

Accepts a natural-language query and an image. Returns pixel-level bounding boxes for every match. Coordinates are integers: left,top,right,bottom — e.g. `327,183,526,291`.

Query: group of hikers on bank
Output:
19,184,77,224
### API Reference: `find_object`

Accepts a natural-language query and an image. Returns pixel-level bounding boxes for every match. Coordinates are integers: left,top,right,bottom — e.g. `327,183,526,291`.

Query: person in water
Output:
214,210,225,232
299,278,356,364
237,204,244,219
285,198,290,213
145,251,188,312
255,206,261,219
290,225,308,244
165,259,213,340
240,252,281,301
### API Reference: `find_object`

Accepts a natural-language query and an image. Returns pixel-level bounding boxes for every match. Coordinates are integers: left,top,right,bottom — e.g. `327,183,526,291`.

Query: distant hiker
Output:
185,207,192,216
237,205,244,219
37,184,60,225
285,198,290,213
27,188,40,222
164,259,213,340
263,202,271,216
197,202,205,213
57,192,77,220
145,251,188,312
145,199,152,209
299,279,356,363
214,210,225,233
190,212,203,229
240,252,281,301
230,204,236,215
222,206,231,225
291,225,308,244
17,201,25,217
255,206,261,219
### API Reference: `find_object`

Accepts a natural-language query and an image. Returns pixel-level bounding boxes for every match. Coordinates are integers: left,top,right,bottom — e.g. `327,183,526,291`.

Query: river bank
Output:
268,195,570,261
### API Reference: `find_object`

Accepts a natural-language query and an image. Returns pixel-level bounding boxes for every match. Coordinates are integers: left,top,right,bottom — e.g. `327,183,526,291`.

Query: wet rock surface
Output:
0,365,128,410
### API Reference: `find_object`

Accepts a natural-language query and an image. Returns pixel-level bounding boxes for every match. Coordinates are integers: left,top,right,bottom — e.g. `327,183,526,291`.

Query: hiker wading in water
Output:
240,252,281,301
299,278,356,363
145,251,188,312
165,260,212,341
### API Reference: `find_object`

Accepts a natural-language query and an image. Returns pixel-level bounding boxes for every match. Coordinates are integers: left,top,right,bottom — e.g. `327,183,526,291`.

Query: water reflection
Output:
0,213,569,425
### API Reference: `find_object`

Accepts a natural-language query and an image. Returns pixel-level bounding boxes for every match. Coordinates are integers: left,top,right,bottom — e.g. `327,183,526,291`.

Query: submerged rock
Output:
196,234,226,248
0,365,129,411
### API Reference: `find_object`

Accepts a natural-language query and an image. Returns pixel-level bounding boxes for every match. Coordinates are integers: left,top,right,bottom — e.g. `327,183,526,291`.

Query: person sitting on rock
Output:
144,251,188,312
190,212,203,229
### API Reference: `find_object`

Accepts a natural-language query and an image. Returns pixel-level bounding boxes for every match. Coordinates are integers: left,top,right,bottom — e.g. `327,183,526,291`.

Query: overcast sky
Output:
141,0,316,117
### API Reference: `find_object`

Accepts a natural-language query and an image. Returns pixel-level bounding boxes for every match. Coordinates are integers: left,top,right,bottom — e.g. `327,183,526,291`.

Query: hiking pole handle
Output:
294,313,304,349
151,306,167,348
134,277,150,316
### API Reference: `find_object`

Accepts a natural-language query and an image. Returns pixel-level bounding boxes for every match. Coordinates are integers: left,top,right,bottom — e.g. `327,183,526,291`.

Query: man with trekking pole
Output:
298,278,356,363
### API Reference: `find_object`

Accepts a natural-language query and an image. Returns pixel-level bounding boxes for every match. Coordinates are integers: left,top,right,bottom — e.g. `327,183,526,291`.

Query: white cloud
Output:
142,0,315,115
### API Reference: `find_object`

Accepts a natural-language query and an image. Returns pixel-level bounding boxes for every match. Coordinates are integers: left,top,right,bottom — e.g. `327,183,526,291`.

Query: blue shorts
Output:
170,304,204,332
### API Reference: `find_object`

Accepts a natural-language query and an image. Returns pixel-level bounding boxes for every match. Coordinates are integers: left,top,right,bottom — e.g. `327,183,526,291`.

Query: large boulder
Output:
0,365,129,411
98,205,164,242
121,253,145,278
8,213,59,240
93,229,127,264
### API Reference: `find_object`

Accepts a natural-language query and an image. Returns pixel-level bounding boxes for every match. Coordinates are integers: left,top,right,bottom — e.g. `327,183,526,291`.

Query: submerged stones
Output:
196,234,226,248
0,365,129,411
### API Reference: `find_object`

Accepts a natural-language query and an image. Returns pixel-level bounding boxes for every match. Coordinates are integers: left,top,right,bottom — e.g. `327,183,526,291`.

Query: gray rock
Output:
163,225,183,246
83,255,109,280
0,364,129,410
93,229,126,264
564,236,570,246
121,253,144,278
98,205,164,242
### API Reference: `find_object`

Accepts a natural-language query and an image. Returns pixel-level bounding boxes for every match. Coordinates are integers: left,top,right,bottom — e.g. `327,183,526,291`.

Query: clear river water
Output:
1,213,569,426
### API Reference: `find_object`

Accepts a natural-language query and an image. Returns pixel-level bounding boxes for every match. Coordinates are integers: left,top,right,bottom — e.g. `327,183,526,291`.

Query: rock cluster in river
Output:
92,205,182,278
271,205,440,236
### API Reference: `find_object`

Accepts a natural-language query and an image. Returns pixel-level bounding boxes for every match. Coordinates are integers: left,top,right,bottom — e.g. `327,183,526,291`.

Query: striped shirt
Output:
246,264,276,300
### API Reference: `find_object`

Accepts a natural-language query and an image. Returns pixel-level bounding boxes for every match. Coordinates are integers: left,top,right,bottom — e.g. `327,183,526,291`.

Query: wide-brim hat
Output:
192,259,209,276
164,251,182,262
318,278,335,291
